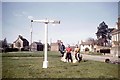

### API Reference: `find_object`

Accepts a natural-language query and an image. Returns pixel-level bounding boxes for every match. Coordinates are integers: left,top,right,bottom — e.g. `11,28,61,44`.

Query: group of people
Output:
59,42,82,63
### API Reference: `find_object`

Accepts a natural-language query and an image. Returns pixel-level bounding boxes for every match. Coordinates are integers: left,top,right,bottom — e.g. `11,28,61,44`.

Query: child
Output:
74,44,81,62
65,45,73,62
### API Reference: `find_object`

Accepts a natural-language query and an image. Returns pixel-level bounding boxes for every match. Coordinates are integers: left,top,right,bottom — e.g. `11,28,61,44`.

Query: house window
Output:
114,35,116,41
113,35,115,41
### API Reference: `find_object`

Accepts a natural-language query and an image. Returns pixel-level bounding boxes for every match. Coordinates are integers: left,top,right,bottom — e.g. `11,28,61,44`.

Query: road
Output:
81,54,119,62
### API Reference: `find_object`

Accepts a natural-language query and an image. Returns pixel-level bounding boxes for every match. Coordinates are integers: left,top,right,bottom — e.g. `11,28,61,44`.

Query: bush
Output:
12,48,19,52
0,48,3,53
21,48,29,51
6,48,13,52
100,49,110,54
2,48,19,53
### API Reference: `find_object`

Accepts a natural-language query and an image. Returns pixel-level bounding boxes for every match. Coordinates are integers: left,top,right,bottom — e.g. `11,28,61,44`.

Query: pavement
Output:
81,54,120,62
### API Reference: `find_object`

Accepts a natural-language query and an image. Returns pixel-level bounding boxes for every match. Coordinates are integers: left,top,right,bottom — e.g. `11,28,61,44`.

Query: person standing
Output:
65,45,73,62
59,42,65,57
74,44,81,62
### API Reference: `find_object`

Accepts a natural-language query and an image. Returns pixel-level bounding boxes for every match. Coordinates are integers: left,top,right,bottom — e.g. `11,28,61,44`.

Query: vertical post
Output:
31,19,60,68
30,21,33,51
43,23,48,68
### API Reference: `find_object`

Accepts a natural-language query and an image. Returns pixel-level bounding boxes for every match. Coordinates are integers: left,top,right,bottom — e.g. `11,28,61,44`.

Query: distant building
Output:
31,42,44,51
50,40,61,51
13,35,29,51
80,40,94,52
111,17,120,57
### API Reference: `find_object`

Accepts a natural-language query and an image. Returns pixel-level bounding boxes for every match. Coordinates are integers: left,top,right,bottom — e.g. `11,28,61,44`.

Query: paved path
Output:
81,54,119,62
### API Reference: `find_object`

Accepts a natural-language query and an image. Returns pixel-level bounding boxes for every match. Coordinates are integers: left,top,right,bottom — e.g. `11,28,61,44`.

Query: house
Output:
31,42,44,51
111,17,120,57
50,43,60,51
50,40,61,51
13,35,29,51
80,40,94,52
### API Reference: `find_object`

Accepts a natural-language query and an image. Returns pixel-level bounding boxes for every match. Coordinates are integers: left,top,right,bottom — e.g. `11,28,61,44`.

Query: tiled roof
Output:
33,42,43,45
13,35,28,43
19,35,28,42
80,41,93,45
112,29,120,34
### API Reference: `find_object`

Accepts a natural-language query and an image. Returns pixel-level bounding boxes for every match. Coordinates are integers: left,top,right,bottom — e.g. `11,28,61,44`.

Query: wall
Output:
51,45,59,51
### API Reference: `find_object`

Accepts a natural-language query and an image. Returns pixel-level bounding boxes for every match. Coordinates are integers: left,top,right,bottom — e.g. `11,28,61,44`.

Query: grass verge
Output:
2,51,119,78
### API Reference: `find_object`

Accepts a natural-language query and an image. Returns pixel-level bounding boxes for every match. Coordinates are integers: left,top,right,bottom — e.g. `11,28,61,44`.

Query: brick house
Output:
50,40,61,51
13,35,29,51
31,42,44,51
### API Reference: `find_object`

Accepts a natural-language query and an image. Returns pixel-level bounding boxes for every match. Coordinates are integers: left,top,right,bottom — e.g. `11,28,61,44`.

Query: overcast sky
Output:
1,1,119,46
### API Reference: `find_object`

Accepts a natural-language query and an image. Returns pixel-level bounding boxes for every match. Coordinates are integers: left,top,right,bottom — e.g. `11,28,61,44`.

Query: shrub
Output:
12,48,19,52
100,49,110,54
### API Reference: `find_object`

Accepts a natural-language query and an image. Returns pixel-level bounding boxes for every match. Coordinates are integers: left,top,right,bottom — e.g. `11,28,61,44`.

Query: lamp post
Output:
31,18,60,68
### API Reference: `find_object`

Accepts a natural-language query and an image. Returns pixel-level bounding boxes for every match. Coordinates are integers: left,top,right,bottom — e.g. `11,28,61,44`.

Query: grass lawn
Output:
2,51,119,78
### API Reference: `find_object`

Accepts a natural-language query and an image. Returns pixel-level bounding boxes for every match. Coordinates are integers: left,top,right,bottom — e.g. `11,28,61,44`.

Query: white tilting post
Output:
30,21,33,51
31,19,60,68
43,22,48,68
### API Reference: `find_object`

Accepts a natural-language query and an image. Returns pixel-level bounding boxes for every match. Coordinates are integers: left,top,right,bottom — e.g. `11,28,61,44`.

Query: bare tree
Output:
86,37,97,45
